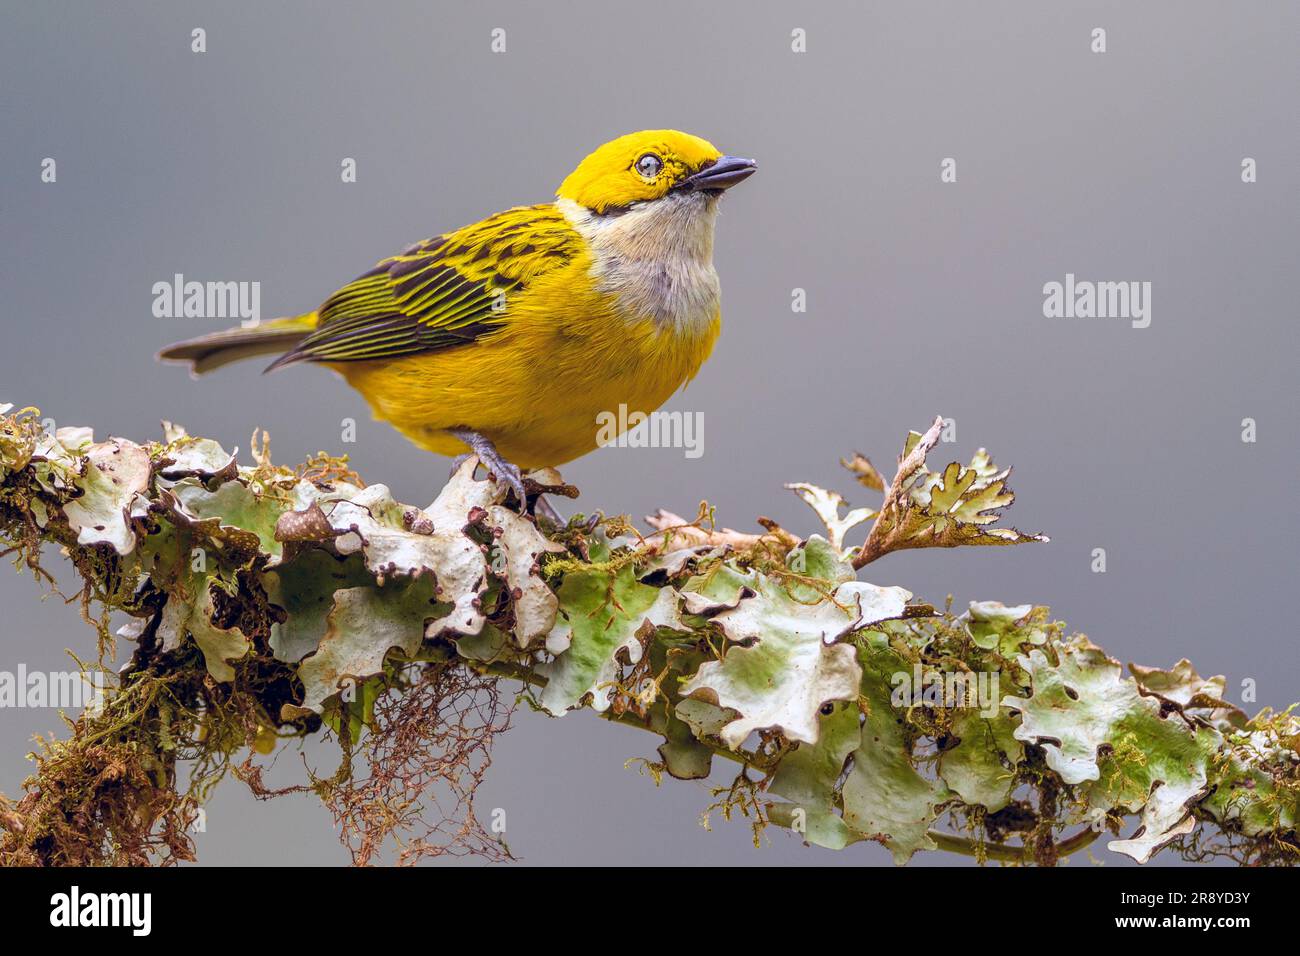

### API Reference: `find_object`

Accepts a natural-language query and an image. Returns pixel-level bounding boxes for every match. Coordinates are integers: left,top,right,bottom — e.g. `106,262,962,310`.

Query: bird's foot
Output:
448,429,527,513
448,452,473,478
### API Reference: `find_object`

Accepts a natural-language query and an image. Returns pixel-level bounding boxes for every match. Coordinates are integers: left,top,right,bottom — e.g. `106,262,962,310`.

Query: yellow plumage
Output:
160,130,754,478
335,264,720,469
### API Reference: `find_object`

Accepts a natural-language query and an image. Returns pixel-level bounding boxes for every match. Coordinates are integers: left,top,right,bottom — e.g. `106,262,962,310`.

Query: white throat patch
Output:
558,194,722,334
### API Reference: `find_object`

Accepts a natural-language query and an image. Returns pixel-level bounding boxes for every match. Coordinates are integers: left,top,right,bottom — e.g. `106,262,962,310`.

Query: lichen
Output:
0,405,1295,866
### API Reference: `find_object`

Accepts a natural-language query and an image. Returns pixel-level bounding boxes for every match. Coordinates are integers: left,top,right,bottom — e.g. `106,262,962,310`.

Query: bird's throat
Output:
557,195,722,334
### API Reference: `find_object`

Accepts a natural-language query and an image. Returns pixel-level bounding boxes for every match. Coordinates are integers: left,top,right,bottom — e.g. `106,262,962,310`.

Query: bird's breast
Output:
596,255,721,335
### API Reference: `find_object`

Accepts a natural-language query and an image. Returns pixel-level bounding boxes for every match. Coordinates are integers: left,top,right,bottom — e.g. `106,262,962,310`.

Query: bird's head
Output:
556,130,756,215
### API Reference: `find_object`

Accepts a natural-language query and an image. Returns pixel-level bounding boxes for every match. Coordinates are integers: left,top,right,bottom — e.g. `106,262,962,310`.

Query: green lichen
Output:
0,405,1295,867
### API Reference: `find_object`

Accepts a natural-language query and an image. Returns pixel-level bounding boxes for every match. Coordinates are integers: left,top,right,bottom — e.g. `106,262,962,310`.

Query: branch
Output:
0,402,1295,867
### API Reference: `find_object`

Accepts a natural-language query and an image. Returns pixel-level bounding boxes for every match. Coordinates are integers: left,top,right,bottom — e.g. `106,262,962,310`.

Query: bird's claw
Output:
448,452,473,478
450,449,523,509
449,428,526,512
448,429,563,520
483,456,527,512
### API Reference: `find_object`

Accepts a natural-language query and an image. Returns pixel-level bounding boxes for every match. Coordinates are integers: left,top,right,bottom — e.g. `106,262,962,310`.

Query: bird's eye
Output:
635,153,664,180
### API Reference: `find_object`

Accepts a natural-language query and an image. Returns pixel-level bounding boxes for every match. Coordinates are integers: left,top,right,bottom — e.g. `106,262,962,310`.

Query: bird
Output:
159,130,756,517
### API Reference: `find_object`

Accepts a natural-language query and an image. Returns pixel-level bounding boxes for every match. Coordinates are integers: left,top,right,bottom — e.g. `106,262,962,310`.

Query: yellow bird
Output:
160,130,755,515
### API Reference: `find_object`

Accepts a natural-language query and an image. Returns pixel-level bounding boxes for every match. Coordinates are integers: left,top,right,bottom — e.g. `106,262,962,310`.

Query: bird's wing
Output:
268,204,582,368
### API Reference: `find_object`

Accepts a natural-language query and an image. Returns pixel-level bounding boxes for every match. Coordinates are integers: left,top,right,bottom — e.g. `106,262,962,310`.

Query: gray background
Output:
1,0,1296,866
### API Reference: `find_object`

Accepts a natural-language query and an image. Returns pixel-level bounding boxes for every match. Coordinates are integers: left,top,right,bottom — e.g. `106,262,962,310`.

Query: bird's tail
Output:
157,312,319,375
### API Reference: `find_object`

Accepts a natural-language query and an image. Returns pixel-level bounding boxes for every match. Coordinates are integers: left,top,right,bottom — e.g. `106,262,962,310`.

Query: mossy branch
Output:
0,402,1295,867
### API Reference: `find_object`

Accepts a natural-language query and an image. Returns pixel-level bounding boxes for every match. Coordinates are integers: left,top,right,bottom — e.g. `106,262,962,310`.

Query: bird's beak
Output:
677,155,758,193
